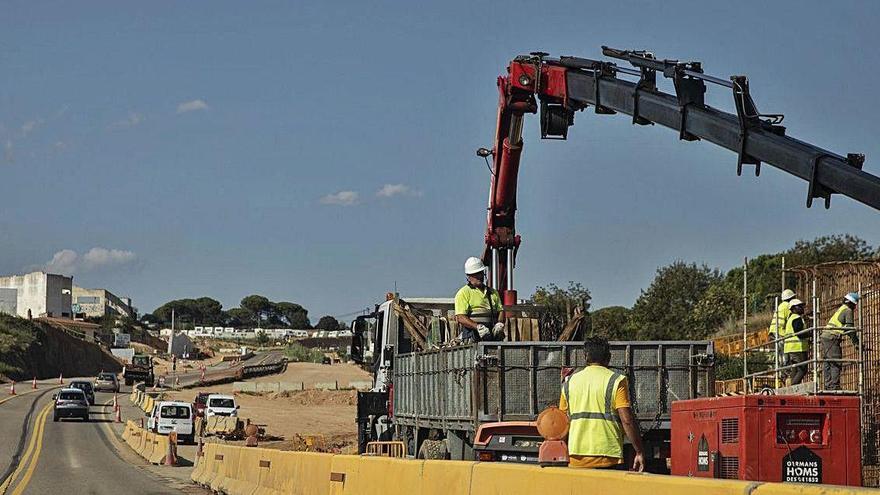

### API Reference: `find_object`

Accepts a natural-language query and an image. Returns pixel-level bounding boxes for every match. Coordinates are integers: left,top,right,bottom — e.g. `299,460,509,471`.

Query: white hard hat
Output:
781,289,796,301
788,298,805,307
464,257,487,275
845,292,860,305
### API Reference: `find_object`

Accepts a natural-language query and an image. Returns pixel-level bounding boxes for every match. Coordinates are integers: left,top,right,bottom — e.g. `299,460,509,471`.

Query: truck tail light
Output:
478,451,495,462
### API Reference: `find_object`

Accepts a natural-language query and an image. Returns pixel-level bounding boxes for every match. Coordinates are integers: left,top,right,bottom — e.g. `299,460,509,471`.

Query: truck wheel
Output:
53,414,59,422
417,439,448,460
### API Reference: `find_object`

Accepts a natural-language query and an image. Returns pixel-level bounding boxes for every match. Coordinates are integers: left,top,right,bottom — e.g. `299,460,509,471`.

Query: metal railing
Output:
741,323,863,396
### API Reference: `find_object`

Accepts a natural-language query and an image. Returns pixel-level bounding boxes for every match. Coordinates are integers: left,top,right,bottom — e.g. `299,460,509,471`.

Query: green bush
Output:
283,343,324,363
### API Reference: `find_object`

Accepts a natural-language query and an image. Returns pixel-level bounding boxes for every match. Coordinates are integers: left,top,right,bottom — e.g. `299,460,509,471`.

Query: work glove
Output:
476,324,491,338
492,322,506,338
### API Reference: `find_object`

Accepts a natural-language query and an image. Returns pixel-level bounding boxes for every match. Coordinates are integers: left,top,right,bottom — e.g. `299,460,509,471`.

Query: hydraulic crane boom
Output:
481,47,880,306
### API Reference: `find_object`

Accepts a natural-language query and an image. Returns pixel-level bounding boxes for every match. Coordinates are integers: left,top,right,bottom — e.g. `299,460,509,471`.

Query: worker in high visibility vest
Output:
780,299,809,385
455,257,505,343
769,289,796,354
821,292,860,391
559,337,645,471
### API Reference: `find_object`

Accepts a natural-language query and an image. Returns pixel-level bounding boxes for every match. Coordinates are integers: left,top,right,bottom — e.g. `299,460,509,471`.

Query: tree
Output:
225,308,252,327
531,282,592,340
627,261,724,340
255,330,270,346
315,315,343,330
589,306,631,340
273,302,311,329
240,295,272,326
152,297,225,328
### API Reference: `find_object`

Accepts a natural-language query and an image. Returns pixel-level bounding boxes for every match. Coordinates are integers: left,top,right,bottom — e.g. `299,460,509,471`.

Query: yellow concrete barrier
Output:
328,455,362,495
148,434,168,464
274,451,333,495
183,444,877,495
357,456,424,495
213,445,243,494
420,460,475,495
197,444,230,490
131,427,146,454
191,442,213,486
138,431,155,460
224,447,272,495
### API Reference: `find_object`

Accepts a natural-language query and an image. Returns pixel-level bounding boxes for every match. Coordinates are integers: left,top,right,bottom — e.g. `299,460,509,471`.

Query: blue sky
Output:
1,1,878,321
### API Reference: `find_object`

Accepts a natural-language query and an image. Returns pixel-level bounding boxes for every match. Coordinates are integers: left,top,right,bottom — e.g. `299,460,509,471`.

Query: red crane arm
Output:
481,48,880,306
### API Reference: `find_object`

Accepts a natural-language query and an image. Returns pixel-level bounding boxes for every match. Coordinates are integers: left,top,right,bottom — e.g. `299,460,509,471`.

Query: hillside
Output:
0,314,122,381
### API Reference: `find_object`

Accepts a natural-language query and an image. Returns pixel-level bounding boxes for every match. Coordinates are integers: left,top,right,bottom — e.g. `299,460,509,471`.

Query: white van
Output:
205,394,239,418
148,400,195,444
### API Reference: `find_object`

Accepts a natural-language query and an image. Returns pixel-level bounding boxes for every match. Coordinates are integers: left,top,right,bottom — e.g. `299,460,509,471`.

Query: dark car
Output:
68,380,95,405
53,389,90,422
193,392,210,418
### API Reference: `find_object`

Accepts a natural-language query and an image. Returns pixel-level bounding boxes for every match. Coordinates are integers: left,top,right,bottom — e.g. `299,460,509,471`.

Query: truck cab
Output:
124,354,155,386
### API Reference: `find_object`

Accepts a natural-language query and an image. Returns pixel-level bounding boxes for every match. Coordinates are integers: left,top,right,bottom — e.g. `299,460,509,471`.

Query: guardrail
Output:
191,443,873,495
238,359,287,380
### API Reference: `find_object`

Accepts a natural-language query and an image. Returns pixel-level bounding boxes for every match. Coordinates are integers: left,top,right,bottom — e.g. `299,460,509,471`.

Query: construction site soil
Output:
166,362,370,453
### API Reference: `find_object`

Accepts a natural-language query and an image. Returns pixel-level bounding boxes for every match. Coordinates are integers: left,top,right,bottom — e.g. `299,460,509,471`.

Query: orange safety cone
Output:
164,432,178,466
113,393,118,408
115,405,122,423
32,377,37,389
200,369,205,383
9,381,15,395
59,373,63,384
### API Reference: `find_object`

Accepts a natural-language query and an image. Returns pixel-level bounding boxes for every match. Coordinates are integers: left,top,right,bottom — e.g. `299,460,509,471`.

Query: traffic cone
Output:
113,393,118,408
200,369,205,383
59,373,63,384
115,405,122,423
9,381,15,395
164,432,178,466
32,377,37,389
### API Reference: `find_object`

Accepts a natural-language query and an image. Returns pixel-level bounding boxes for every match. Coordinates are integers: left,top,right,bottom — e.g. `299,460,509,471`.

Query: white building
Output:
0,271,73,319
72,286,135,319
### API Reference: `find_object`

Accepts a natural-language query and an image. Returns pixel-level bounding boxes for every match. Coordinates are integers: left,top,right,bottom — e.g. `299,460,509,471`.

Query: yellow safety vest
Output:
781,313,808,353
768,301,790,335
562,365,625,458
826,305,849,336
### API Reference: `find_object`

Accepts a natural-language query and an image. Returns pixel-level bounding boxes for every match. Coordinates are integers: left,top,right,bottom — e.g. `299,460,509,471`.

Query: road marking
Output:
0,385,60,406
8,401,50,495
0,402,51,494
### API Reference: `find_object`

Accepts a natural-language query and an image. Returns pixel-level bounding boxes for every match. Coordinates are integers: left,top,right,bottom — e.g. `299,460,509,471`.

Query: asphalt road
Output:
169,350,286,387
0,383,203,494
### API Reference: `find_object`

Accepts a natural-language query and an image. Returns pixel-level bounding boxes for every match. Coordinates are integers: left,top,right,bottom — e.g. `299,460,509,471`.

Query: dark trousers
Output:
821,335,843,390
785,352,808,385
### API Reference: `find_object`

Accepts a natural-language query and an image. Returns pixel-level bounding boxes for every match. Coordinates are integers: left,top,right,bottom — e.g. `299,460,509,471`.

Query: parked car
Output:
193,392,210,418
53,388,89,422
205,394,238,417
68,380,95,405
93,372,119,393
147,401,195,444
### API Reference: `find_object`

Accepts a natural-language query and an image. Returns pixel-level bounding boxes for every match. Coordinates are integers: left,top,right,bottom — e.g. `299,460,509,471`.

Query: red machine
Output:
671,395,861,486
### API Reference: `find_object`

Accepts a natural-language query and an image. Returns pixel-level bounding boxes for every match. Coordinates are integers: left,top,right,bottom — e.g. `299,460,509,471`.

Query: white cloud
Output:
376,183,421,198
40,247,137,275
177,99,210,114
109,112,144,130
320,190,359,206
43,249,79,274
3,140,12,163
21,119,41,136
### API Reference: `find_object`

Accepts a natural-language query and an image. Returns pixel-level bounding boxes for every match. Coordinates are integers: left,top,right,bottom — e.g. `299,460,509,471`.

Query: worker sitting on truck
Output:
769,289,796,355
780,299,809,385
821,292,860,391
559,337,645,472
455,257,505,343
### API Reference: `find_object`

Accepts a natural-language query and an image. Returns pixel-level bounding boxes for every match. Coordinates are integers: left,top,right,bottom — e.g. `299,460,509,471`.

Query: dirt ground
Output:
164,362,371,453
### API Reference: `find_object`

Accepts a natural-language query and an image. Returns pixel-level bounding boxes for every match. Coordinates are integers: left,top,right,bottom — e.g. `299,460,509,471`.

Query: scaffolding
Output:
734,260,879,487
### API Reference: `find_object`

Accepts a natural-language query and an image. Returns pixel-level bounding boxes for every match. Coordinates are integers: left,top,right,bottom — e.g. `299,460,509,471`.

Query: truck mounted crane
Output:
480,46,880,307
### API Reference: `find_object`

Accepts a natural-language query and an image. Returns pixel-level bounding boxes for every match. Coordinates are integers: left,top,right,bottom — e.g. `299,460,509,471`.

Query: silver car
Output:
94,372,119,393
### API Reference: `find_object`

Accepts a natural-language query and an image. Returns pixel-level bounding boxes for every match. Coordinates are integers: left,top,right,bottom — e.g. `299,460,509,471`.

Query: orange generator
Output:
671,395,861,486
